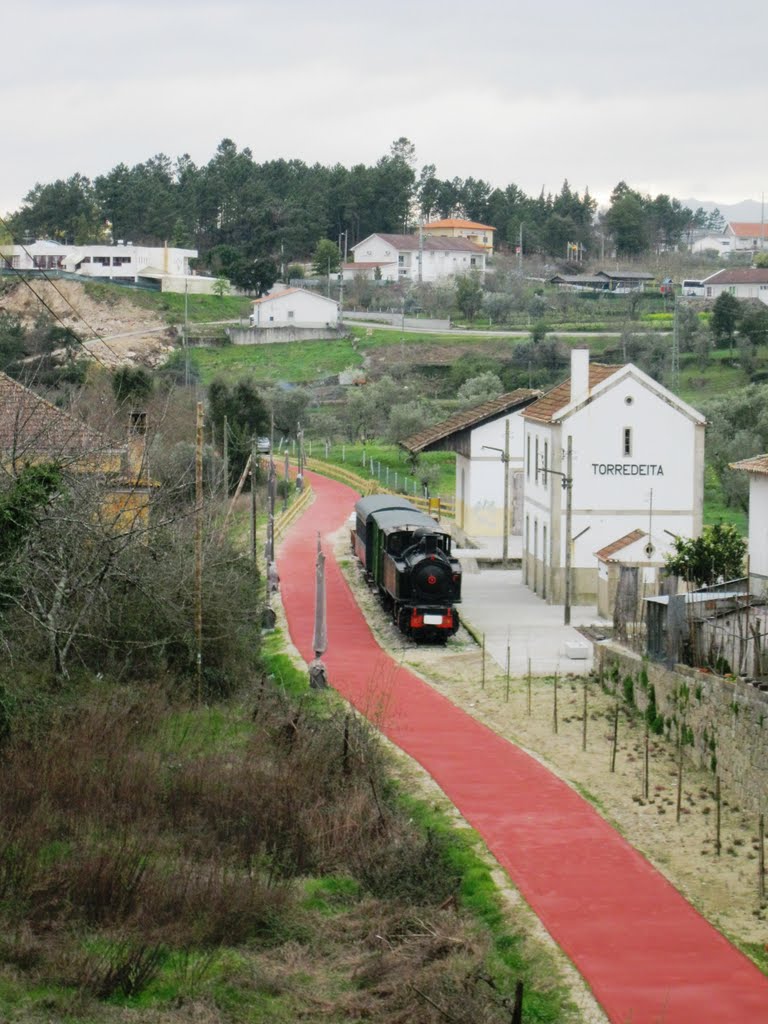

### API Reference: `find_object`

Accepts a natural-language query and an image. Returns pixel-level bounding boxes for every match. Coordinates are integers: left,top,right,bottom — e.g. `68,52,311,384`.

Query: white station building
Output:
521,349,706,604
401,389,542,539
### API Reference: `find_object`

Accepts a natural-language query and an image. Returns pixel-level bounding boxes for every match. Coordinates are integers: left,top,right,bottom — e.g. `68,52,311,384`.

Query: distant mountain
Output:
681,198,766,222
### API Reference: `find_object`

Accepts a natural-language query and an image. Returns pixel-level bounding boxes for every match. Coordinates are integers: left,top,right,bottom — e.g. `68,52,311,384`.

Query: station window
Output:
623,427,632,457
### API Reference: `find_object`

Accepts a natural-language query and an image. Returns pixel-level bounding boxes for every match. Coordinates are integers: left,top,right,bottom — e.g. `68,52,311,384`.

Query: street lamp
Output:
482,420,511,567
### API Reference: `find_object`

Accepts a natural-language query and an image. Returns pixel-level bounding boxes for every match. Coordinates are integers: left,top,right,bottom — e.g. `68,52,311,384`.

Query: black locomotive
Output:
353,495,462,642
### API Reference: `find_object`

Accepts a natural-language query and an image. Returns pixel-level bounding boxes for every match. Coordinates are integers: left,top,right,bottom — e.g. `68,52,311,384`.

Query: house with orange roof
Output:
422,218,495,255
521,349,706,605
725,222,768,252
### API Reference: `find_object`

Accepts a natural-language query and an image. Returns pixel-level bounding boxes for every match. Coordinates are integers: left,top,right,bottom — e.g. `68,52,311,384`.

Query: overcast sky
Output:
3,0,767,216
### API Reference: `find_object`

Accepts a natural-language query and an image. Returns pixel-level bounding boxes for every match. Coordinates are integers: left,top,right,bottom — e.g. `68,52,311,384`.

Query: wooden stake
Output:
553,670,559,734
715,776,722,857
195,401,204,700
527,658,532,716
676,729,684,824
505,643,511,703
582,675,588,751
223,414,229,495
759,813,765,905
643,715,650,801
481,633,486,690
609,700,619,773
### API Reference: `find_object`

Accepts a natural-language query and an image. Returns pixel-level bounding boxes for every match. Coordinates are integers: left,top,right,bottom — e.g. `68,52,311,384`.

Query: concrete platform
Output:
459,567,609,676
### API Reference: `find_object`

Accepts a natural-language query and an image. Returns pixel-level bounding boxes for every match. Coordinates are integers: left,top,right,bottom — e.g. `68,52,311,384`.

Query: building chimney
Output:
570,348,590,405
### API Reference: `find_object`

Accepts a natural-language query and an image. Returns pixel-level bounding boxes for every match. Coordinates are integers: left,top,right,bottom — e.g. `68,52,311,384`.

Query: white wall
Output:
251,290,338,326
748,475,768,580
460,411,526,537
350,235,485,282
522,364,705,600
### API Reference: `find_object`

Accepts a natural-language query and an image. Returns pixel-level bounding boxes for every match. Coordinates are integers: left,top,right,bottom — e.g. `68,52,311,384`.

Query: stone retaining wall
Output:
594,642,768,814
228,326,345,345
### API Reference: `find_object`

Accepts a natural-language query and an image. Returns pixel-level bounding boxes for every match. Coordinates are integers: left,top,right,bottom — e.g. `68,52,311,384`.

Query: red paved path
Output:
277,472,768,1024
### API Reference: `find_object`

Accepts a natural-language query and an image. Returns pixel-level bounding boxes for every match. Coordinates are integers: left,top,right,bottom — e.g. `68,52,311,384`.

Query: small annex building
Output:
730,453,768,592
401,389,542,540
595,528,669,624
521,349,706,605
250,288,339,327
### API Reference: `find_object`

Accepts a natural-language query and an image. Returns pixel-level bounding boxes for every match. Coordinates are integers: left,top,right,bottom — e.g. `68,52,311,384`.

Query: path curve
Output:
277,471,768,1024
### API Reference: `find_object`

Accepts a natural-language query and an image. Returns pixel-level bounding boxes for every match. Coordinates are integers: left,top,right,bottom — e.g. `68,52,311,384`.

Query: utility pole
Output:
250,442,257,567
503,420,510,567
540,435,574,624
418,219,424,284
671,296,681,390
195,401,204,698
222,415,229,497
564,435,573,625
183,279,190,388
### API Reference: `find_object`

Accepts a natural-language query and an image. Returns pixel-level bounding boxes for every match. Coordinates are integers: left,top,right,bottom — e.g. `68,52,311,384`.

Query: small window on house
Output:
623,427,632,457
287,310,294,319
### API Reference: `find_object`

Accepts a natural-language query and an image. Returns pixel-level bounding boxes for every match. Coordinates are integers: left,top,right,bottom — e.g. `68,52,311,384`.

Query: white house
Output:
725,222,768,252
250,287,339,327
702,268,768,304
347,233,486,283
522,349,706,605
64,243,197,282
730,454,768,591
401,390,542,539
1,239,71,271
690,233,733,257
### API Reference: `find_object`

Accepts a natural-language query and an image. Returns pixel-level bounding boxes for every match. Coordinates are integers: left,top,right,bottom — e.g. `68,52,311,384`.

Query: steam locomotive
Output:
353,495,462,642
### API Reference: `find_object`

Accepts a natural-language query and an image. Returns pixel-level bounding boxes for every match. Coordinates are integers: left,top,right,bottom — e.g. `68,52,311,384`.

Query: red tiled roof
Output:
0,371,114,461
343,261,391,269
401,389,542,453
703,269,768,285
423,218,495,232
730,454,768,475
728,223,768,239
595,529,647,562
522,364,623,423
372,233,486,253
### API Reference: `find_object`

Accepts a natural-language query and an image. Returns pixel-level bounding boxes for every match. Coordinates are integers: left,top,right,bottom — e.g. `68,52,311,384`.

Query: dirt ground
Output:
1,280,174,366
333,532,768,970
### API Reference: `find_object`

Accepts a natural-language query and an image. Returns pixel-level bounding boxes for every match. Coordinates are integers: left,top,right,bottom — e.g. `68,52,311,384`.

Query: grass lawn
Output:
84,280,252,323
299,440,455,497
177,337,361,385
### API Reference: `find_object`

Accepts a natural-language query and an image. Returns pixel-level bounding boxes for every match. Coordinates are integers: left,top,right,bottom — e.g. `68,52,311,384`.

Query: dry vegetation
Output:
0,645,581,1023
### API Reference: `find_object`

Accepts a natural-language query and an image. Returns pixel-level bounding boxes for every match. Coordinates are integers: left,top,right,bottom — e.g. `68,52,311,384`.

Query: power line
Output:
0,217,124,368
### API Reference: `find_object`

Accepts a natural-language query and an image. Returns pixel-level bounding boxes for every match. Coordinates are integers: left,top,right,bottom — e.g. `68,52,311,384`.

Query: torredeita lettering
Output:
592,463,664,476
